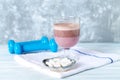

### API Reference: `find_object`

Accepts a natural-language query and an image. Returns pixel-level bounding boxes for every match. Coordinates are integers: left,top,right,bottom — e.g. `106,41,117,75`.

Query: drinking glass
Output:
53,17,80,57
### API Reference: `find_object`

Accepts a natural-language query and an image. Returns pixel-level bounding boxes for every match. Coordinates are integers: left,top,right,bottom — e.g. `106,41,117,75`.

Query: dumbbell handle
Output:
18,40,41,45
21,40,49,52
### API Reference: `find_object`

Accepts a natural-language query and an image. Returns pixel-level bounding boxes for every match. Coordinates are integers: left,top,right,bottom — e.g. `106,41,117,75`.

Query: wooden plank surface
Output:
0,43,120,80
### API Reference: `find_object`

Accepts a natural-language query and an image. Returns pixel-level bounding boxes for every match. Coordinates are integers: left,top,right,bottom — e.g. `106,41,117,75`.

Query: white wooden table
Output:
0,43,120,80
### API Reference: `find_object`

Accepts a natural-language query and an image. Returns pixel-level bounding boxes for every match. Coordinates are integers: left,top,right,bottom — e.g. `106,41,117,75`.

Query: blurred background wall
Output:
0,0,120,44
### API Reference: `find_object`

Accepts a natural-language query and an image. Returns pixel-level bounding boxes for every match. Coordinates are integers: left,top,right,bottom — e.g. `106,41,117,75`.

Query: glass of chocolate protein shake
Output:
53,17,80,54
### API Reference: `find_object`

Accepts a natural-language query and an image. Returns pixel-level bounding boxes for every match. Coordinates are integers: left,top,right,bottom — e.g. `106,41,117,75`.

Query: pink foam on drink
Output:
55,36,79,48
54,23,79,30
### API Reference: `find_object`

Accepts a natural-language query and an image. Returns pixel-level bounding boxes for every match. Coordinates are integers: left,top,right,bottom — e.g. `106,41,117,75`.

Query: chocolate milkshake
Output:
54,23,80,48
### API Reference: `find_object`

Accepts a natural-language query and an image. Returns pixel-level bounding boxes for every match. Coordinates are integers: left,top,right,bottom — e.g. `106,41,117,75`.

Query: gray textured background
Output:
0,0,120,44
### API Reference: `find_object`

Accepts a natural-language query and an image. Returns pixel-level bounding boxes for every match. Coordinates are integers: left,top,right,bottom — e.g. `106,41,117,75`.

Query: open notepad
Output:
14,47,120,78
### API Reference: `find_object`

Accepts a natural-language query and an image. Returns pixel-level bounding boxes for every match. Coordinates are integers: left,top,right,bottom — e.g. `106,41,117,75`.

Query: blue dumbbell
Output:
8,36,58,54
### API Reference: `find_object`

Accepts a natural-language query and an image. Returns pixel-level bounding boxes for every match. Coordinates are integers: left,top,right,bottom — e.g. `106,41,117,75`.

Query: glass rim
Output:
52,16,80,20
